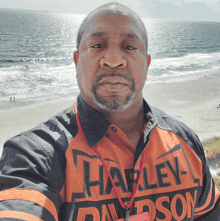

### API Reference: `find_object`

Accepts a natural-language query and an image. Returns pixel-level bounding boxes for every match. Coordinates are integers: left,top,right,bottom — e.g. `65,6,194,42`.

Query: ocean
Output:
1,8,220,107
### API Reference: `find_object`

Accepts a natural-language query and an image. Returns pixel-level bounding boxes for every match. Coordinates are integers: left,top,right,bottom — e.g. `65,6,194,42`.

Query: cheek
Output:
131,60,148,89
130,57,147,76
78,53,99,73
76,59,94,90
76,58,88,78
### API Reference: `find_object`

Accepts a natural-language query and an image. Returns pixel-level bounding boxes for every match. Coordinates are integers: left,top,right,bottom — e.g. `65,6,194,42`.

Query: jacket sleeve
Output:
182,133,220,220
0,125,67,221
193,164,220,220
152,106,220,220
191,134,220,220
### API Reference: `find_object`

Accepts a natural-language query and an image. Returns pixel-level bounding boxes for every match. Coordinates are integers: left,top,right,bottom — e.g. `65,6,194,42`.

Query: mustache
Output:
93,73,134,85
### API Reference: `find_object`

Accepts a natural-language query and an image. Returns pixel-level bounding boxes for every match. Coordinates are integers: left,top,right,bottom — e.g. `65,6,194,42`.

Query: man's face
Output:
74,13,151,111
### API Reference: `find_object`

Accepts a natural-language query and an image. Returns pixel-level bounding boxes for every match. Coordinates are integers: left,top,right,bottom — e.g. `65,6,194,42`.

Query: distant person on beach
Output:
0,3,219,221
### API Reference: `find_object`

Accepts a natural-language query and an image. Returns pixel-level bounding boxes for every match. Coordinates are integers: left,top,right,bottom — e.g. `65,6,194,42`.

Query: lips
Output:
97,76,130,92
92,73,135,95
97,76,129,85
99,83,129,91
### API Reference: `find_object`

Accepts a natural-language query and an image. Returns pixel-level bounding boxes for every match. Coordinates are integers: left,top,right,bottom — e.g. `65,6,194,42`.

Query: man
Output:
0,2,219,221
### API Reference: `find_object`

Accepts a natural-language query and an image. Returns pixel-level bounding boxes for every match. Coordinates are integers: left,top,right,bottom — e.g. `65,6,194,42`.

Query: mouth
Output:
98,75,129,85
98,82,129,91
96,74,131,92
92,73,135,96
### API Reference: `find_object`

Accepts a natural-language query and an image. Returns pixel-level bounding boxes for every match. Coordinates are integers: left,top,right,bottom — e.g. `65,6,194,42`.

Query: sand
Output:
0,98,75,154
144,72,220,141
0,73,220,155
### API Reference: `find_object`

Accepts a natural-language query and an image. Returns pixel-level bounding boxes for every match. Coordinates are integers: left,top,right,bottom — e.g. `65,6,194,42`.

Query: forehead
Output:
82,13,143,42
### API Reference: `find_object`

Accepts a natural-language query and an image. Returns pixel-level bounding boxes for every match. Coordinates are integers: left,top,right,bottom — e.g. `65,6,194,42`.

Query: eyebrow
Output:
90,32,106,38
120,33,139,40
90,32,139,40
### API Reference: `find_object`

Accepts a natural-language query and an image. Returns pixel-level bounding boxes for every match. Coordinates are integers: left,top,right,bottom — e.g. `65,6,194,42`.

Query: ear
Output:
73,51,79,67
147,54,151,68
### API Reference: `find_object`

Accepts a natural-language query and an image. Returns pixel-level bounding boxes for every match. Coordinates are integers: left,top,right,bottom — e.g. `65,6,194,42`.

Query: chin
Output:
92,93,135,111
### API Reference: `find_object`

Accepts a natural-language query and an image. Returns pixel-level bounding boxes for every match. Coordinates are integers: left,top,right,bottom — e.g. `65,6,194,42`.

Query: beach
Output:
1,72,220,155
1,9,220,156
0,98,74,154
144,72,220,141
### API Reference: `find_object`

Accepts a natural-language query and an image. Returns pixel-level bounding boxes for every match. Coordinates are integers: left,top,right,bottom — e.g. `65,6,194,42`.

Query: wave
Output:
146,51,220,83
0,56,71,64
151,52,220,69
0,59,31,63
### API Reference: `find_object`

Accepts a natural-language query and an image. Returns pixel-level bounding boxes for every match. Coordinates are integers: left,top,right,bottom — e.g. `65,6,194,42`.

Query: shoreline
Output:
1,72,220,154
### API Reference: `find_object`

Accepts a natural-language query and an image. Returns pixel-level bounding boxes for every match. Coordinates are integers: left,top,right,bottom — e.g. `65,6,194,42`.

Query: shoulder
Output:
150,106,206,163
0,106,78,193
4,106,78,158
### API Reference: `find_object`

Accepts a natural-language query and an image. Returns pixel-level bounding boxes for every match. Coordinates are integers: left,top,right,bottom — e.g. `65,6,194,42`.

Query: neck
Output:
102,99,145,150
106,106,144,132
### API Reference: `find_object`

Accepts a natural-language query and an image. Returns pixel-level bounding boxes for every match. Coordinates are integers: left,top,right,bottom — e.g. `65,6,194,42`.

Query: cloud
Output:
141,0,220,21
2,0,148,17
160,0,182,5
185,0,219,5
0,0,219,21
160,0,220,6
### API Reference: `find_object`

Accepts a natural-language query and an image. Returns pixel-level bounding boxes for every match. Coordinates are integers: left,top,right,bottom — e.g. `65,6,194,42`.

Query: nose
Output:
100,46,127,69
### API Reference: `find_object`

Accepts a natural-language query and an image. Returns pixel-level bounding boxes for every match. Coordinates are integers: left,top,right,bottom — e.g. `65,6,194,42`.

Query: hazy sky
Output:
1,0,220,21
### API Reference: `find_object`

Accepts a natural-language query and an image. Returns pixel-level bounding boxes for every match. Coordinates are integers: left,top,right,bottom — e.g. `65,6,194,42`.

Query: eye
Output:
123,45,137,50
91,44,105,48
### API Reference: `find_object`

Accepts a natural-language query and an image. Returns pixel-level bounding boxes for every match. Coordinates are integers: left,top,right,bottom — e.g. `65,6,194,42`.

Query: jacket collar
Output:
76,95,158,147
77,95,111,146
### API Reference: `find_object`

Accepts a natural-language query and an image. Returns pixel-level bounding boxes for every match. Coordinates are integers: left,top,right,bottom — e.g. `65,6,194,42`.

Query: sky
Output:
0,0,220,22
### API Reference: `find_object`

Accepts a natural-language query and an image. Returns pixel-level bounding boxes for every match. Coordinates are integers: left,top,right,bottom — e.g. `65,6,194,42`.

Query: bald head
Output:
76,2,148,53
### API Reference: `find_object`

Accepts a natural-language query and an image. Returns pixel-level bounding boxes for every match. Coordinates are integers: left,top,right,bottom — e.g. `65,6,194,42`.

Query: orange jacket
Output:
0,95,219,220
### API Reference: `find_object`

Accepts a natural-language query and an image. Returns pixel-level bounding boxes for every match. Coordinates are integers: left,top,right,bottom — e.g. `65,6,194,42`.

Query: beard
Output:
91,73,135,111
